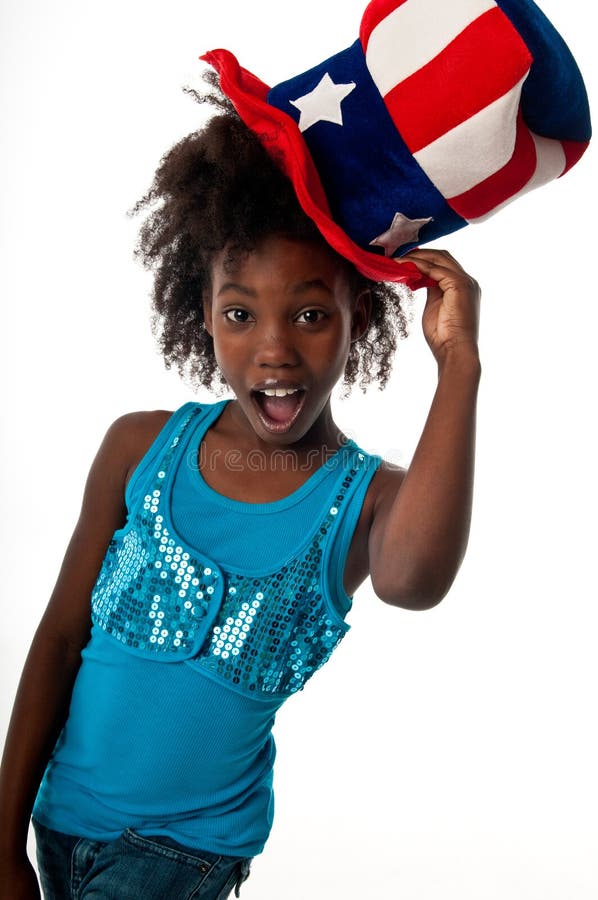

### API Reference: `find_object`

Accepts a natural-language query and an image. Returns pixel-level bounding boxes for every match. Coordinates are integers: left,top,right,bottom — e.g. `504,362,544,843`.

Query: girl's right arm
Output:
0,413,148,899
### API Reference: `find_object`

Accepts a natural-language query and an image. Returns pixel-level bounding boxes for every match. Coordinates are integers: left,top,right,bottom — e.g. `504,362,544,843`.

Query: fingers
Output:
401,248,466,273
401,249,479,295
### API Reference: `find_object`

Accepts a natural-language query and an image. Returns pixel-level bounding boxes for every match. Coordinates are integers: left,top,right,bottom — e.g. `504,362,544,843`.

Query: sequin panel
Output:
90,402,373,691
91,409,223,658
191,464,361,696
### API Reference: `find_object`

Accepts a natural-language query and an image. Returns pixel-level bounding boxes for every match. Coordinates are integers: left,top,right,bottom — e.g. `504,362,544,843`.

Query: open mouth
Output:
251,389,307,433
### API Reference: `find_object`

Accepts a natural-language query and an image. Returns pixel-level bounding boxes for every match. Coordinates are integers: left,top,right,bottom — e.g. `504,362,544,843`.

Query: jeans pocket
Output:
120,830,249,900
121,828,217,873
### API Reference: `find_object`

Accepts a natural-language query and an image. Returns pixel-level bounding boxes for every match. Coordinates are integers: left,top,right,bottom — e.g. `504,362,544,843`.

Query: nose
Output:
252,321,300,368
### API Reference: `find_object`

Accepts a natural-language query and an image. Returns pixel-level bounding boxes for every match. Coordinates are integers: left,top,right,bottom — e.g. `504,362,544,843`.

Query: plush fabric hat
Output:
202,0,591,290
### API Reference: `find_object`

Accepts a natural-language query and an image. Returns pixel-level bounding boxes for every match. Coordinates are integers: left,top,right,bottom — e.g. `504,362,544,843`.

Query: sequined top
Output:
33,400,382,856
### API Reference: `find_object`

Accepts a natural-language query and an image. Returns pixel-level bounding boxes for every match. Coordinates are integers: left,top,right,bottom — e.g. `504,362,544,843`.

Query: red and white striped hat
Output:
203,0,591,290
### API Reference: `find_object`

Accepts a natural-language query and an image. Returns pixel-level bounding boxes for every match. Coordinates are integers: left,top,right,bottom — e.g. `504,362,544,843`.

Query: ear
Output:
350,289,372,343
202,292,213,338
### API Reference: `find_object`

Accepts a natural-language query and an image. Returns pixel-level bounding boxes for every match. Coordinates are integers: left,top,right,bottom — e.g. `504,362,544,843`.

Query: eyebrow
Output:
290,279,332,295
217,282,257,298
216,279,332,298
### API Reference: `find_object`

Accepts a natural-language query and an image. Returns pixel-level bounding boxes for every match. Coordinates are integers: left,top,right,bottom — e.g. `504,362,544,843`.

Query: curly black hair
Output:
130,71,412,398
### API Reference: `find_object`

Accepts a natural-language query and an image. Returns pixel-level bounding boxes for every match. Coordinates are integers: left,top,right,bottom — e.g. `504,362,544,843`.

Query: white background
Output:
1,1,596,897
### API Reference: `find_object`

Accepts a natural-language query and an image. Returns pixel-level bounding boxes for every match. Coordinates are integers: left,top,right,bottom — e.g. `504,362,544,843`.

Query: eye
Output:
296,309,326,324
223,309,252,324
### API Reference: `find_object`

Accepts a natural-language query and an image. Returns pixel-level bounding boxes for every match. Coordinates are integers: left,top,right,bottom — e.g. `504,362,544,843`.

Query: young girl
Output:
0,79,481,899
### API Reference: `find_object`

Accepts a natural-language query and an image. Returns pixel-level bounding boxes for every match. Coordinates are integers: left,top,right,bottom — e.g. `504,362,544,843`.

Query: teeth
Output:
260,388,299,397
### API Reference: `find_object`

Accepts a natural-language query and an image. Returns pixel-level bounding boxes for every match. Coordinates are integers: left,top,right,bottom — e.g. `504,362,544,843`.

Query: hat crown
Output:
204,0,590,286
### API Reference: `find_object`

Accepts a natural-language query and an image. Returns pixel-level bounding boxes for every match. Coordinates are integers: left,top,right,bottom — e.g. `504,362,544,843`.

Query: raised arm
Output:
368,249,481,610
0,414,145,899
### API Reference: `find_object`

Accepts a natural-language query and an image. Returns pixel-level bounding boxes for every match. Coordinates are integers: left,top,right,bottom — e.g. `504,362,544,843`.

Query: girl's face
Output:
203,234,370,448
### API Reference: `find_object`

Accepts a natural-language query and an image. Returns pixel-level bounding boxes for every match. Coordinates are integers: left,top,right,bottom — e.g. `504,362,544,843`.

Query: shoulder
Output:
367,456,406,521
98,409,173,460
102,409,175,486
78,410,175,492
350,448,406,532
108,409,175,445
345,442,407,529
76,409,179,530
340,455,406,598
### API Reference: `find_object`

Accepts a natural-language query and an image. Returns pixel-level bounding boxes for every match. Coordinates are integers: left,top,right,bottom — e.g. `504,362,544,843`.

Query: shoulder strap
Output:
124,402,202,514
320,444,382,619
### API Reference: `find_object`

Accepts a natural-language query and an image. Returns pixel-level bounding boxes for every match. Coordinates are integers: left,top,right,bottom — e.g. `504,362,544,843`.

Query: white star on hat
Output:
369,212,434,256
290,72,356,133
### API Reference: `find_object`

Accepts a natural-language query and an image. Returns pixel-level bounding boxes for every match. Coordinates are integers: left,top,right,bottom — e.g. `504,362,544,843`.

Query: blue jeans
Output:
32,819,252,900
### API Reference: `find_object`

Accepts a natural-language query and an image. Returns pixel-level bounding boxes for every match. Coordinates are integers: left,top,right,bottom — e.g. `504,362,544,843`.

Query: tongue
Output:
260,392,301,423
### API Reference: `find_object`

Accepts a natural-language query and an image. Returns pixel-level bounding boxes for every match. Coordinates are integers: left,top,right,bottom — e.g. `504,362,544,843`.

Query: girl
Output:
0,82,480,898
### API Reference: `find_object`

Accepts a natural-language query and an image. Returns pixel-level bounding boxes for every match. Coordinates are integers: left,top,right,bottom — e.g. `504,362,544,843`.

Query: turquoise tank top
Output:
33,400,382,856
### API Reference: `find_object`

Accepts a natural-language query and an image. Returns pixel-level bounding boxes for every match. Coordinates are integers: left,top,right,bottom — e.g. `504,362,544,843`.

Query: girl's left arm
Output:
368,249,482,610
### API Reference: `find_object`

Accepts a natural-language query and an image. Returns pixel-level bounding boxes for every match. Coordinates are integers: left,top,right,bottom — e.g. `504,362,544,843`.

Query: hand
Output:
0,856,41,900
401,249,480,367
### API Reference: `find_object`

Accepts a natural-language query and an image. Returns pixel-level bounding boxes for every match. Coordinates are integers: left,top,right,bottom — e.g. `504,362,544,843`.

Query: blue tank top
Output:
33,400,382,856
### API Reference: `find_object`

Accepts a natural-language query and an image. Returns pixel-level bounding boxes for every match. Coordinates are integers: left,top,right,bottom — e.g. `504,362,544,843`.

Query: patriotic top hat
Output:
202,0,591,290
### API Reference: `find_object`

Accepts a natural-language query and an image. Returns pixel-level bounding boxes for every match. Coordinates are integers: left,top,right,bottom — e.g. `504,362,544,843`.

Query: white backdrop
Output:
1,1,596,897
